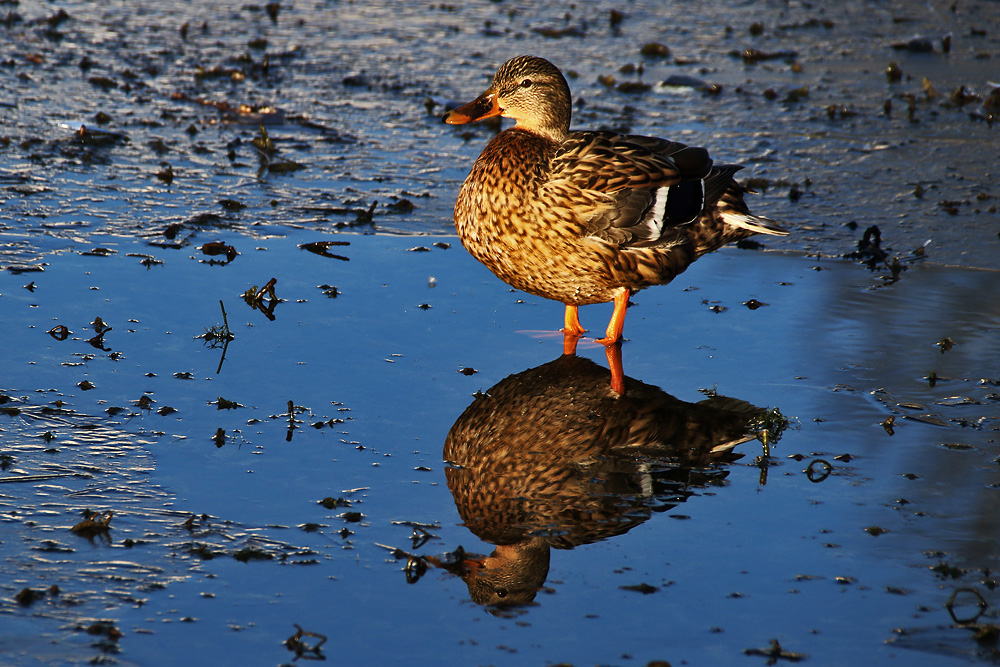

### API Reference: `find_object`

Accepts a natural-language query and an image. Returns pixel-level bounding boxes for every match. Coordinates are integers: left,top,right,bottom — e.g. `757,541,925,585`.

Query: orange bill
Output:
443,92,501,124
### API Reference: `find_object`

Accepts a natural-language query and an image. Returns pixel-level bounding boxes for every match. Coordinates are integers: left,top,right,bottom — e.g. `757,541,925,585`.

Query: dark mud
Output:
2,0,998,264
2,1,1000,665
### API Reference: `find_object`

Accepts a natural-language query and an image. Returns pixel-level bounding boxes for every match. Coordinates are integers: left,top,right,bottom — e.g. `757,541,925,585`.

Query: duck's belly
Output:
469,239,611,304
457,211,690,306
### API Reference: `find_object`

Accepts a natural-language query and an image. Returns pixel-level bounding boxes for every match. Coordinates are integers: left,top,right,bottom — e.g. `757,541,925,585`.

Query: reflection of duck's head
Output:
442,353,766,607
458,539,551,608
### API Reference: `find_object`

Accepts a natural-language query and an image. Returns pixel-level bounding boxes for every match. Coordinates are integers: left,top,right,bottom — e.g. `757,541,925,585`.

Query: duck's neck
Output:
512,84,571,142
482,128,557,184
513,115,568,143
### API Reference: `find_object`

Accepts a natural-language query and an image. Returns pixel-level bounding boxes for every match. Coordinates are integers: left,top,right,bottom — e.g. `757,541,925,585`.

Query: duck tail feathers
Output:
720,210,789,236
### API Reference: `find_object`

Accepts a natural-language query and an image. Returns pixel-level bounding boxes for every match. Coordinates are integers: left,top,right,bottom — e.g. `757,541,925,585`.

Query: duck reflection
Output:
438,351,767,608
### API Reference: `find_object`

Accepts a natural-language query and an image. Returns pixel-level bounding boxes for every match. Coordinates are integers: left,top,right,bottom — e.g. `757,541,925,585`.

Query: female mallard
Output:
444,55,787,344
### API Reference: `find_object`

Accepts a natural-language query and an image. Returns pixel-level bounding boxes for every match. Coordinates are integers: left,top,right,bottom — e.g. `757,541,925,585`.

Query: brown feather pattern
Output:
448,55,787,309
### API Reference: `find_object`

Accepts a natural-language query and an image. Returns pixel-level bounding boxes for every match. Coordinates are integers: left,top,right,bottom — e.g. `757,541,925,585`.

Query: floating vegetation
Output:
215,397,244,410
251,123,305,177
284,625,327,661
241,277,281,320
300,240,350,261
749,407,792,449
70,509,114,539
744,638,806,663
200,241,239,264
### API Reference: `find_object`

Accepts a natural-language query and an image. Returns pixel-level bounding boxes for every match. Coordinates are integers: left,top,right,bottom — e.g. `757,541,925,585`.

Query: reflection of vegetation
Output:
198,300,234,348
300,240,350,261
284,625,327,662
200,241,238,264
746,407,793,486
936,337,954,354
891,584,1000,661
744,639,807,663
281,399,302,442
748,407,792,449
242,277,280,320
87,315,113,351
196,301,235,373
844,224,928,285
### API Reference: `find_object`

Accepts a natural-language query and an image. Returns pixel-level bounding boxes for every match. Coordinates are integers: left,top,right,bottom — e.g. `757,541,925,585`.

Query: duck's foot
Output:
562,304,587,337
594,287,630,346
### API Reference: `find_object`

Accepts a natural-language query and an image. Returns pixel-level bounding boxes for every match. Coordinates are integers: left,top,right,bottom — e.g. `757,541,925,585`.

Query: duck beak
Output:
461,557,486,575
443,91,501,124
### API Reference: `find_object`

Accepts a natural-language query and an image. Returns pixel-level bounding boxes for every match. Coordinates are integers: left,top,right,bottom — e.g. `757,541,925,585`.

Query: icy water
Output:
2,1,1000,666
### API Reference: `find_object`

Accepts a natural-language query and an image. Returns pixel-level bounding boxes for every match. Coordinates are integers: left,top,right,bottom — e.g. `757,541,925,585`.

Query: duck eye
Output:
519,78,533,88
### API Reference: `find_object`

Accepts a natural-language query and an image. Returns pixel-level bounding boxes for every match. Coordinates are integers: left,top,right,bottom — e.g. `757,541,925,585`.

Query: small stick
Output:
219,300,230,335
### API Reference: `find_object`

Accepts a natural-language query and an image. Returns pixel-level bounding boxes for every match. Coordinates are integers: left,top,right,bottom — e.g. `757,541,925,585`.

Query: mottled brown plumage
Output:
444,55,788,344
442,353,764,606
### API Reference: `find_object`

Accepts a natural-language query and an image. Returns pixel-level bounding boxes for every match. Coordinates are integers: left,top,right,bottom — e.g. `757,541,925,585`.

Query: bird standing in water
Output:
444,55,787,354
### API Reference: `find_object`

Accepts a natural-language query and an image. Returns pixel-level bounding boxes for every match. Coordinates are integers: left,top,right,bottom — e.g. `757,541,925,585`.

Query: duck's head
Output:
444,55,571,141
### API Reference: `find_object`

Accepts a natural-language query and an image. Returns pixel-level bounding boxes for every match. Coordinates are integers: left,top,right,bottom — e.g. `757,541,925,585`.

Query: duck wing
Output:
546,131,769,248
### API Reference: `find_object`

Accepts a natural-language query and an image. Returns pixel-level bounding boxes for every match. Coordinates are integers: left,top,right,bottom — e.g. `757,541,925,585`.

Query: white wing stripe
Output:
648,186,670,234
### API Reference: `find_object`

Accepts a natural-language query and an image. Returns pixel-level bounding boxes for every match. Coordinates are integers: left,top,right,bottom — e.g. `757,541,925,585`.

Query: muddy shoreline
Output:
3,0,998,268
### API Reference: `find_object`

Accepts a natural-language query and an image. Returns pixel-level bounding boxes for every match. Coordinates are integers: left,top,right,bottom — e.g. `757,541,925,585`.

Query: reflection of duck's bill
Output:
459,557,484,577
421,551,484,577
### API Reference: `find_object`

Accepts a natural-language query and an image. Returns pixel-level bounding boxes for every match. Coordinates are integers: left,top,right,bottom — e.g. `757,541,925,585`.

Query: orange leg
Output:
563,304,587,336
595,288,630,346
604,342,625,396
562,305,585,355
563,330,582,356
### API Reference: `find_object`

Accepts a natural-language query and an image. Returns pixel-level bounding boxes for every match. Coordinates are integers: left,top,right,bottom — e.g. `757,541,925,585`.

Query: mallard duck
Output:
444,55,787,345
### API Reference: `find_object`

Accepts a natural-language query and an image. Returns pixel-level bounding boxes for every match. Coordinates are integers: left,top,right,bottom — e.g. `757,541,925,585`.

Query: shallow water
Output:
2,233,999,666
2,1,1000,665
